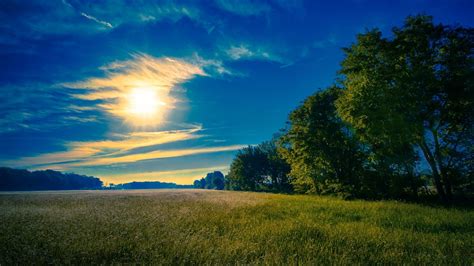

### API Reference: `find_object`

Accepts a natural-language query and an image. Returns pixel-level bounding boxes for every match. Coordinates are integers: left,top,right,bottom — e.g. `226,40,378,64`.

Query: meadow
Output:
0,190,472,264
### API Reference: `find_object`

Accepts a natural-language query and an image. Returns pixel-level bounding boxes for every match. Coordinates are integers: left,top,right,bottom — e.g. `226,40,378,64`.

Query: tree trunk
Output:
419,141,447,202
405,163,419,198
443,176,453,199
431,128,453,200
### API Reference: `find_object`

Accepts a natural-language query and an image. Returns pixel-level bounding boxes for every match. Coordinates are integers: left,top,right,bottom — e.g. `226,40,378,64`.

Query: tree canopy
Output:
193,171,225,190
0,167,103,191
279,87,366,197
226,141,291,192
226,15,473,202
336,15,474,200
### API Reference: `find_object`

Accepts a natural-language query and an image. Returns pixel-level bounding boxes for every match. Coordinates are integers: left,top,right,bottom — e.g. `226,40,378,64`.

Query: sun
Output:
125,87,166,124
128,87,159,115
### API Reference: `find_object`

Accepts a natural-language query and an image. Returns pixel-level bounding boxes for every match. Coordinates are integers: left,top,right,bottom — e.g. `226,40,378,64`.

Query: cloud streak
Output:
0,83,101,133
80,12,113,28
2,125,244,169
67,145,244,167
226,44,283,62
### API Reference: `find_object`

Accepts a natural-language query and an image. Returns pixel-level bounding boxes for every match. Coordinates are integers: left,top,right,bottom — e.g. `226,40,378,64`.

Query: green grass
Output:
0,190,472,264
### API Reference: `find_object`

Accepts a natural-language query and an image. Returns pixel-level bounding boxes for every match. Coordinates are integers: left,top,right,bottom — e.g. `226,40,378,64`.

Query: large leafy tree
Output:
279,87,365,196
336,15,473,200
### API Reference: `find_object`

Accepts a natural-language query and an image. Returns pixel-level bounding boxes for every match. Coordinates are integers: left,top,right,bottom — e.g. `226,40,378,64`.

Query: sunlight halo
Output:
63,54,206,127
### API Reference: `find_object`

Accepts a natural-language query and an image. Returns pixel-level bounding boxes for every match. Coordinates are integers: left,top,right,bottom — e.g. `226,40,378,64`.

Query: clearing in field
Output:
0,190,472,264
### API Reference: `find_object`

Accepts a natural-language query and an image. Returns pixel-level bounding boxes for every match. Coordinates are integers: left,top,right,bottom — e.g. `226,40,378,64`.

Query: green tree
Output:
205,171,225,190
336,15,474,200
193,172,225,190
227,145,268,191
227,141,291,192
279,87,366,197
193,178,206,189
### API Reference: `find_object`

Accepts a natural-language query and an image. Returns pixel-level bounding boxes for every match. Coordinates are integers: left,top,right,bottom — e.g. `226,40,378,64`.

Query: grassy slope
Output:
0,190,472,265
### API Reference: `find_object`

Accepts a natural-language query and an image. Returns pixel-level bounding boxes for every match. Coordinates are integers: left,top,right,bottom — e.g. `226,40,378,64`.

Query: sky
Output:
1,0,473,185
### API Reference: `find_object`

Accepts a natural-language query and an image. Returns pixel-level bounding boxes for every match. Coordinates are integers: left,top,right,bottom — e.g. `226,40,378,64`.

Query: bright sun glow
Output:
125,87,167,125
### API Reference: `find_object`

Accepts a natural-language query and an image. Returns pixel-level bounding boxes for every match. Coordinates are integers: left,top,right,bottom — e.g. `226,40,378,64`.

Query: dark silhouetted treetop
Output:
193,171,225,190
227,140,291,193
0,167,103,191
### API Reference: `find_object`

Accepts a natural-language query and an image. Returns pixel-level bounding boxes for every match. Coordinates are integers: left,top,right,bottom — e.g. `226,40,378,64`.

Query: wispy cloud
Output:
0,0,204,44
191,53,232,75
0,83,100,133
2,125,244,169
2,125,200,167
227,45,254,60
68,145,244,167
62,54,209,126
225,44,284,63
80,12,113,28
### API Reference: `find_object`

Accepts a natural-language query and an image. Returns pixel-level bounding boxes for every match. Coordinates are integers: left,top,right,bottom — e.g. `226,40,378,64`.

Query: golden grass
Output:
0,189,472,264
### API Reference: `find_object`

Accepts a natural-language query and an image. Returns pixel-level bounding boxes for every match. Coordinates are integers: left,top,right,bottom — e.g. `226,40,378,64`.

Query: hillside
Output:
0,190,472,264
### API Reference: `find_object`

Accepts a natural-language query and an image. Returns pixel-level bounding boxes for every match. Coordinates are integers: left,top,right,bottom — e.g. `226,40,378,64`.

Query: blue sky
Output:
1,0,473,184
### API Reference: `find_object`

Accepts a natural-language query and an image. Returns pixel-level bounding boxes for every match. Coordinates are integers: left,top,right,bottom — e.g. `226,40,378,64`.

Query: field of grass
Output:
0,189,472,264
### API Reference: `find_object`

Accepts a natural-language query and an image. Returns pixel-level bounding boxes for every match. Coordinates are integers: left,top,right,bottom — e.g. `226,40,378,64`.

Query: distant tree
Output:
193,179,202,189
336,15,474,200
197,178,206,189
0,167,103,191
227,140,291,192
205,171,225,190
212,175,225,190
193,171,225,190
113,181,192,189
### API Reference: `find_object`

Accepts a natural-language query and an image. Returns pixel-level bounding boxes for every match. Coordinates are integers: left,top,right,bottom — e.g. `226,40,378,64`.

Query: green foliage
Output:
279,87,367,198
227,141,291,192
222,14,472,201
0,190,472,264
336,15,474,200
193,171,225,190
227,145,268,191
193,178,206,189
0,167,102,190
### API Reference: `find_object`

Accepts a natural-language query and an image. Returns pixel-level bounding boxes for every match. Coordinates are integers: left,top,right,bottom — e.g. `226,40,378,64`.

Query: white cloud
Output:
80,12,113,28
2,123,244,170
227,45,254,60
0,0,202,39
225,44,284,63
191,53,232,75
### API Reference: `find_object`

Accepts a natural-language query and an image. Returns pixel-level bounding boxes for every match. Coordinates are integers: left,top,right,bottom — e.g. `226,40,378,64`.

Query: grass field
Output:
0,190,472,264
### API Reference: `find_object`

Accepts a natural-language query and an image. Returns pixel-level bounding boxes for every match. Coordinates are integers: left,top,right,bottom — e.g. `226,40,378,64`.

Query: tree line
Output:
0,167,103,191
109,181,193,190
225,15,473,201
